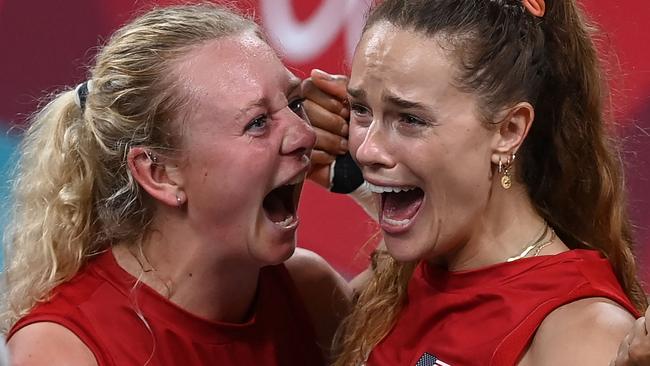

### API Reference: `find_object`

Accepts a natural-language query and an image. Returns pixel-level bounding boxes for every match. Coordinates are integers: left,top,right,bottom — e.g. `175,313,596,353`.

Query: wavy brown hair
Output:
334,0,647,364
1,3,261,332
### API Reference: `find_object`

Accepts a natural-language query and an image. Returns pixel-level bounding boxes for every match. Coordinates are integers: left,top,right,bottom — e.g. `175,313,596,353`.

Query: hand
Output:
612,306,650,366
301,69,350,188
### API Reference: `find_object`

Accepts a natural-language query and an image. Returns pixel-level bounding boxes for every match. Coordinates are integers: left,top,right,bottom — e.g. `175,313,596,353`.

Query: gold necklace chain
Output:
506,223,556,262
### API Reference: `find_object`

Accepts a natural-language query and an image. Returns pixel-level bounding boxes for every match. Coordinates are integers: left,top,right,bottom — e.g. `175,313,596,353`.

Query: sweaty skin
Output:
348,22,536,269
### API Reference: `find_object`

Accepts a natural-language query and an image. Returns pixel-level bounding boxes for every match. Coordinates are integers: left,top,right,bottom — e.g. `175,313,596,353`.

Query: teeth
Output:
366,182,417,194
274,215,296,228
383,217,412,226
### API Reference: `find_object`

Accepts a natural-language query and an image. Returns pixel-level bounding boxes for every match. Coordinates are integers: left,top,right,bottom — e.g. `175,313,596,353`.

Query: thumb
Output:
311,69,349,100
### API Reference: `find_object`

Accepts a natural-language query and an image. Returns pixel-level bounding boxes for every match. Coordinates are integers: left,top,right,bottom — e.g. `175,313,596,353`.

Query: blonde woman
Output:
2,4,349,365
303,0,649,365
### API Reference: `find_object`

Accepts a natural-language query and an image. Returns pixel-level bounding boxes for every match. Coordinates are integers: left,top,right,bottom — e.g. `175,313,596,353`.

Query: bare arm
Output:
7,322,97,366
519,297,636,366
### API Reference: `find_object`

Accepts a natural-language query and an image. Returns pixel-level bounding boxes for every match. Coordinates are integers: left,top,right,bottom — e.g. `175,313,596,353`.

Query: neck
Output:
445,182,567,271
113,216,261,323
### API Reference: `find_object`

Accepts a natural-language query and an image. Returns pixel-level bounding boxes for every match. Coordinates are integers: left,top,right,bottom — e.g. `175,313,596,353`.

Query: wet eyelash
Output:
401,113,427,126
350,103,371,116
288,98,306,113
245,115,268,131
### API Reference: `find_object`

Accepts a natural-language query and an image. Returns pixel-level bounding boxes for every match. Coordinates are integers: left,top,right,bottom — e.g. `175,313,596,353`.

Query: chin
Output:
249,235,297,266
383,235,421,263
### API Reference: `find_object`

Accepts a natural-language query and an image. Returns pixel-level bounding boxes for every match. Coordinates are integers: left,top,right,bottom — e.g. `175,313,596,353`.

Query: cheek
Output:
191,145,270,198
348,124,367,161
421,131,493,206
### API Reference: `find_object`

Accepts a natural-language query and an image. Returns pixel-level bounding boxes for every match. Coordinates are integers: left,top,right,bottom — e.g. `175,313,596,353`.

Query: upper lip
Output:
275,165,310,189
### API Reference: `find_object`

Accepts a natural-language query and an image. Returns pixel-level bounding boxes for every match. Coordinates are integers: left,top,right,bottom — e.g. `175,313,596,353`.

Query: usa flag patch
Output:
415,352,451,366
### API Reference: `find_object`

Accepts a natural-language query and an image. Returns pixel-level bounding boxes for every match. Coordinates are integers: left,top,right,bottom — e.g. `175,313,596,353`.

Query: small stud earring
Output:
146,151,158,164
176,194,183,206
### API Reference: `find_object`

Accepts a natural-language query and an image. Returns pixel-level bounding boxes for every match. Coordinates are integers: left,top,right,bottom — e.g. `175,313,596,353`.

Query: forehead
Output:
350,22,457,95
173,33,293,111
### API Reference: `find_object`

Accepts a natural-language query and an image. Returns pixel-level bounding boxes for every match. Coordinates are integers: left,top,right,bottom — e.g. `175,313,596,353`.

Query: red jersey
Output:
8,251,324,366
367,249,639,366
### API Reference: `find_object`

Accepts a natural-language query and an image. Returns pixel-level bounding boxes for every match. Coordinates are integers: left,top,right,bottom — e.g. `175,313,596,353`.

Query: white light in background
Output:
260,0,370,64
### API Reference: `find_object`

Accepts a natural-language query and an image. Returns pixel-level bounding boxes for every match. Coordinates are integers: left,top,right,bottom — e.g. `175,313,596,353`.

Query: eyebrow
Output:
234,76,303,122
234,98,267,122
347,87,366,100
287,76,301,95
382,94,430,111
348,87,431,112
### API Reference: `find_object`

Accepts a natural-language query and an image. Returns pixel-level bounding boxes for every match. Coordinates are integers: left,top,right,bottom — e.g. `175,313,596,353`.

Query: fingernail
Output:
341,124,349,136
340,138,348,151
313,69,333,80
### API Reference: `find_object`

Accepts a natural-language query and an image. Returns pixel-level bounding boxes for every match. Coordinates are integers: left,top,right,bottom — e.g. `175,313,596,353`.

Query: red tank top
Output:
8,251,324,366
367,249,639,366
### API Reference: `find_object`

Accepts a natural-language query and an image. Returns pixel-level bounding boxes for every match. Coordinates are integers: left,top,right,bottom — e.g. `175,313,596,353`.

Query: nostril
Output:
294,147,308,158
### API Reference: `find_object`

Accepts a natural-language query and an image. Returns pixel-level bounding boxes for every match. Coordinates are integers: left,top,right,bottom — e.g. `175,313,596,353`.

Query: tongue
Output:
263,189,292,223
383,190,423,221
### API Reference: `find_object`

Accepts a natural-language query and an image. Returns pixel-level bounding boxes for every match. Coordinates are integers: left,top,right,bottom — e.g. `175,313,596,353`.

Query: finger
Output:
301,78,347,115
615,337,630,366
629,317,646,344
311,69,349,100
307,164,331,189
311,150,336,166
627,317,650,364
304,99,349,137
315,128,348,156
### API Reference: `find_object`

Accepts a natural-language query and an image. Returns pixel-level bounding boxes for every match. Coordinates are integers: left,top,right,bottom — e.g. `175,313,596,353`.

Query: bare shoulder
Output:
285,247,352,306
286,248,343,283
520,297,636,366
285,248,352,354
7,322,97,366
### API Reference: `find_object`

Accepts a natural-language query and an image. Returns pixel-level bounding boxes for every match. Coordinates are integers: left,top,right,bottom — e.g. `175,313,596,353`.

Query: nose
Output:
280,110,316,157
352,120,395,169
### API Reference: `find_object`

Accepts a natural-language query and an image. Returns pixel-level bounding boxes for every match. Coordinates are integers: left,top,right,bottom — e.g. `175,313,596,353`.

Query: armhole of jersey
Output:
489,284,639,366
7,314,109,366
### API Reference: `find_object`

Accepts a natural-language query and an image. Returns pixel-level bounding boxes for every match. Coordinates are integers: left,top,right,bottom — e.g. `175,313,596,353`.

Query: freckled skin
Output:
348,22,496,264
173,33,315,265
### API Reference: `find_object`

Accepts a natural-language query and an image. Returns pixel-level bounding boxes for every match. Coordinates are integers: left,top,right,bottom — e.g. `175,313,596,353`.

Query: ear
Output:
127,146,186,207
490,102,535,164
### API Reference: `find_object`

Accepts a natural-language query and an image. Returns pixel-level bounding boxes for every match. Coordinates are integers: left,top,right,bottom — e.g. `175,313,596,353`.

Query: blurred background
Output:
0,0,648,281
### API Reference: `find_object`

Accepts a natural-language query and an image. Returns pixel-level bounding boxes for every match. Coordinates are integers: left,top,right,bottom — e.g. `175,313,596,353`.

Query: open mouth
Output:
368,183,425,231
262,181,301,229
